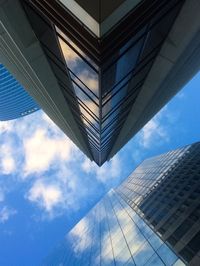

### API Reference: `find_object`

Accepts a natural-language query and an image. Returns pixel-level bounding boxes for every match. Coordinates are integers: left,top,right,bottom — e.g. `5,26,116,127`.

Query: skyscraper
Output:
118,142,200,265
0,64,39,120
44,189,184,266
43,142,200,265
1,0,200,165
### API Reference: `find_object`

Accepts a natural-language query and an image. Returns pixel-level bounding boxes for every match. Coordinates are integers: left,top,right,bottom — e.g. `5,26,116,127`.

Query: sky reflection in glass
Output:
43,190,184,266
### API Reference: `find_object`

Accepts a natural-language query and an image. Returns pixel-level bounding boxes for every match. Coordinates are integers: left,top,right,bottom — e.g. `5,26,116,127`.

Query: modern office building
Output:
43,142,200,265
1,0,200,165
118,142,200,265
0,64,39,120
43,190,185,266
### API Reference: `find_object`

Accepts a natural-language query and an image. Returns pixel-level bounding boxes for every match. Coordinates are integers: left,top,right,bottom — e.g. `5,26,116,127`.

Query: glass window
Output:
148,233,163,250
133,242,155,266
102,37,144,96
157,244,178,265
114,246,132,266
144,253,165,266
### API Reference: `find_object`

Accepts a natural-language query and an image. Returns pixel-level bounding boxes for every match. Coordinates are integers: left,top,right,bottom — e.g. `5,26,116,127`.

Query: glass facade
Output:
0,64,39,120
43,142,200,265
118,142,200,265
55,0,183,165
22,0,184,165
43,189,184,266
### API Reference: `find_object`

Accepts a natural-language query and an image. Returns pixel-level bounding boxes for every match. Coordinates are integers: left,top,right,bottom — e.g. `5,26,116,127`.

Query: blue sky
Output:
0,71,200,265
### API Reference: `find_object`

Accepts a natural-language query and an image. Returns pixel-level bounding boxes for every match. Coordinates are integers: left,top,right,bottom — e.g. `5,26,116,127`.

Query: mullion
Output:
101,19,153,140
77,119,100,141
101,122,125,147
71,78,99,107
69,69,99,102
88,139,100,150
61,84,99,123
77,122,100,146
72,111,100,141
102,75,132,108
82,119,100,136
101,127,124,153
102,101,134,134
56,31,99,73
61,87,80,107
102,56,154,122
63,95,101,142
101,0,178,70
101,99,140,150
86,133,100,148
101,127,121,147
102,43,161,104
102,80,142,123
101,113,129,139
102,54,156,123
77,99,99,123
87,134,100,149
84,125,100,143
81,114,100,134
88,141,100,152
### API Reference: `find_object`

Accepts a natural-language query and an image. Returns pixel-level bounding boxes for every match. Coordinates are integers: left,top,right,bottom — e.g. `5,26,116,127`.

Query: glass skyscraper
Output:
1,0,200,165
43,142,200,265
118,142,200,265
43,190,184,266
0,64,39,120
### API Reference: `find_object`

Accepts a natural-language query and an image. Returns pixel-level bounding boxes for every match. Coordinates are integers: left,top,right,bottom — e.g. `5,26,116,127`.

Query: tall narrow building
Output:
1,0,200,165
43,142,200,265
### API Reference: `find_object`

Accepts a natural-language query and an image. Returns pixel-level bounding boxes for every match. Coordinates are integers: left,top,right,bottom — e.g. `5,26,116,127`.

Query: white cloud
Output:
59,39,80,67
0,110,122,220
139,110,169,148
42,113,57,128
1,157,15,174
26,169,84,219
23,128,75,176
82,155,121,183
79,71,98,95
176,91,185,99
69,218,92,253
0,144,16,174
0,121,13,133
27,180,63,213
0,206,17,223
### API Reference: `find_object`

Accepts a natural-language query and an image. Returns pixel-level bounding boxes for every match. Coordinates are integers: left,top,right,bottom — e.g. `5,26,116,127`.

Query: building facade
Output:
0,63,39,120
1,0,200,165
118,142,200,265
43,142,200,265
43,189,184,266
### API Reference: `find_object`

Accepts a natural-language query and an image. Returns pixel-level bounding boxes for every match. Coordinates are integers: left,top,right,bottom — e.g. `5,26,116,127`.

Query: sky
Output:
0,71,200,265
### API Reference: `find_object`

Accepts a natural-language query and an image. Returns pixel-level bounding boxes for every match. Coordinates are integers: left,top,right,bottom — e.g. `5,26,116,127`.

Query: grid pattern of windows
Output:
43,143,200,265
43,190,184,266
117,142,200,265
0,64,39,120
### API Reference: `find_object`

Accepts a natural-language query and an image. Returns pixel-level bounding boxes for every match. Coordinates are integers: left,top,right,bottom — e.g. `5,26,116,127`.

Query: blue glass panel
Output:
0,64,39,121
157,244,179,265
145,253,165,266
